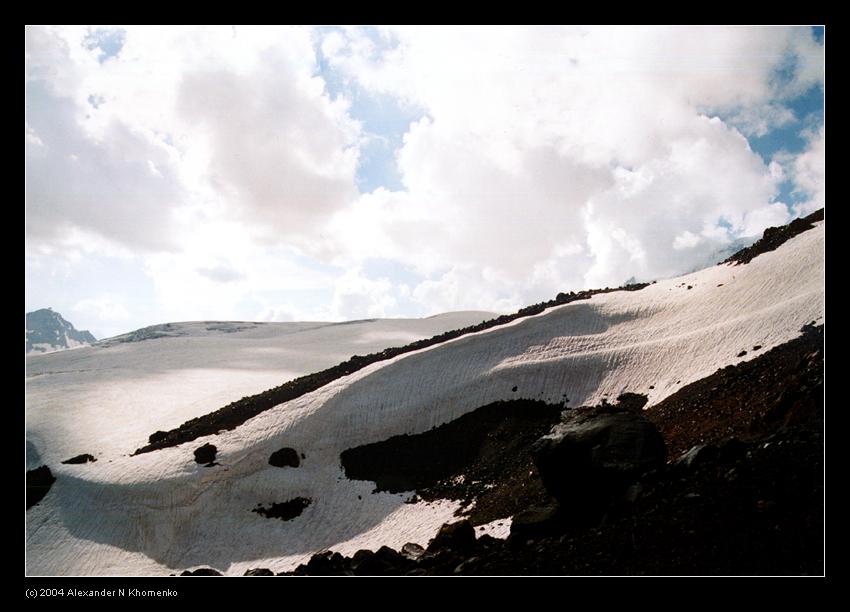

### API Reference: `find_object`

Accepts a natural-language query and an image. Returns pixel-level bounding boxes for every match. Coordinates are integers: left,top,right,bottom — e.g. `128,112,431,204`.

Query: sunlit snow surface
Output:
25,224,823,575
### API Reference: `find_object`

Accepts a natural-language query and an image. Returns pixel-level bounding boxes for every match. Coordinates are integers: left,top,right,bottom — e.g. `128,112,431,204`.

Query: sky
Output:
25,26,825,339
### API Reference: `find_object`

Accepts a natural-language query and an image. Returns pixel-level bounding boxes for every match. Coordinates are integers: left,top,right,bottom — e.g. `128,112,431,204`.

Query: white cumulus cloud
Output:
26,25,824,327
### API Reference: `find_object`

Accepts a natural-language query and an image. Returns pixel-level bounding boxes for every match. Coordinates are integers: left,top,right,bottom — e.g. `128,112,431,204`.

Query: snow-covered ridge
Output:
25,311,496,462
25,224,823,576
25,308,96,354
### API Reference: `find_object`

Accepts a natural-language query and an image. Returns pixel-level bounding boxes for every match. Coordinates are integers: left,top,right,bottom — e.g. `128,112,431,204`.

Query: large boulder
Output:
180,568,222,576
350,547,409,575
532,402,666,524
427,520,476,553
304,550,349,575
672,444,717,472
193,443,217,465
268,447,300,468
400,542,426,561
509,502,562,540
61,453,97,465
26,465,56,510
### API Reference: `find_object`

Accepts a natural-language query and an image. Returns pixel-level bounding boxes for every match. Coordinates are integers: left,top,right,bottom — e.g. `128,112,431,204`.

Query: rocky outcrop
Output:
280,323,823,576
427,520,476,553
723,208,823,266
26,308,96,354
268,448,300,468
647,323,824,457
243,568,274,576
193,443,217,466
252,497,311,521
285,423,822,575
26,465,55,509
61,454,97,465
532,396,666,525
340,399,563,525
180,568,222,576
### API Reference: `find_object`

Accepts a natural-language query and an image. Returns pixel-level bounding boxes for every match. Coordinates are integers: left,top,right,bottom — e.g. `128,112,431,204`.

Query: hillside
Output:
25,216,824,576
25,311,494,465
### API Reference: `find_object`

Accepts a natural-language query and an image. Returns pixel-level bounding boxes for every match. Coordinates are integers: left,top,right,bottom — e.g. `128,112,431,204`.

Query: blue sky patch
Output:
747,85,823,161
315,28,424,194
83,28,126,63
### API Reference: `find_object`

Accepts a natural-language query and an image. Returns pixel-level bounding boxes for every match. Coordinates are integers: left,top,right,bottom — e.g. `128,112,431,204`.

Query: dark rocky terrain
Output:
61,453,97,465
722,208,823,265
252,498,312,521
26,465,55,510
278,322,823,576
341,400,565,525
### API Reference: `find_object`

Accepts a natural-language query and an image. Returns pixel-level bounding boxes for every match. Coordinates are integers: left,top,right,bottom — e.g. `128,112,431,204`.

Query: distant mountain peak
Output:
25,308,96,354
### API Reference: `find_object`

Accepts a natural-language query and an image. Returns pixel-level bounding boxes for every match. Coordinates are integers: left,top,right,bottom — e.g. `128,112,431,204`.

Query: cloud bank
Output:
25,26,824,334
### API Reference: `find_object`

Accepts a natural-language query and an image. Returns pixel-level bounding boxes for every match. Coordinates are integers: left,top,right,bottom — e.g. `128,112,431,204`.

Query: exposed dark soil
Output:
252,497,311,521
722,208,823,266
286,323,823,575
61,453,97,465
132,284,648,456
646,323,824,458
340,400,564,525
26,465,56,510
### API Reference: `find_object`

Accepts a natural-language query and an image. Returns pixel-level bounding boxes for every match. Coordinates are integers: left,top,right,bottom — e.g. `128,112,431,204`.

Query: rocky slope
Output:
280,322,822,575
25,308,96,354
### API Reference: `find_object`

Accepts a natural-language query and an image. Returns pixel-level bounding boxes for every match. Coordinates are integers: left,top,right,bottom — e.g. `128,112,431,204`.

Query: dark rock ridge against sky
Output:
26,308,96,354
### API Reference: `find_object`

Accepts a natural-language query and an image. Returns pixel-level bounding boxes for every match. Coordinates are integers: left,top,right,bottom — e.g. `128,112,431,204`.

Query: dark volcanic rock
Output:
302,550,350,575
279,326,824,576
350,547,404,576
533,398,666,524
672,445,718,471
401,542,426,561
648,324,823,457
340,399,563,525
509,503,563,540
149,431,168,444
350,549,377,573
722,208,823,266
243,568,274,576
26,465,56,509
180,568,222,576
268,447,300,468
193,443,217,465
615,392,649,411
428,520,476,553
717,438,748,463
61,453,97,465
252,497,311,521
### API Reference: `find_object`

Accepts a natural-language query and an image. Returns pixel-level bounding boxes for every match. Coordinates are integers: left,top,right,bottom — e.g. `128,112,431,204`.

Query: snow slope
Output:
25,224,823,576
25,312,494,465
